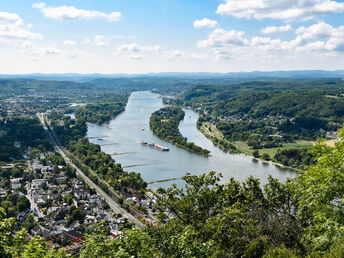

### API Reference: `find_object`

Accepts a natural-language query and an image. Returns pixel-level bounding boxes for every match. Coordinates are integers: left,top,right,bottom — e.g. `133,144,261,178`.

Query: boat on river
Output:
138,141,169,151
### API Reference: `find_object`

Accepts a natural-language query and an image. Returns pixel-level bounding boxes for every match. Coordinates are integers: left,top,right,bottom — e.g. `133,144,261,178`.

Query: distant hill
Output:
0,70,343,82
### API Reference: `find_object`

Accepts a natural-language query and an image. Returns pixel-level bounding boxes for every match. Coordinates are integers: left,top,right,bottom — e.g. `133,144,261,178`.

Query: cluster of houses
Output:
0,144,163,254
0,151,139,253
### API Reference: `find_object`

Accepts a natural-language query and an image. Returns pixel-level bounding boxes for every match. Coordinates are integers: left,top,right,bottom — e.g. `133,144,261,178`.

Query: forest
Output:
150,107,210,155
0,117,52,161
75,101,127,124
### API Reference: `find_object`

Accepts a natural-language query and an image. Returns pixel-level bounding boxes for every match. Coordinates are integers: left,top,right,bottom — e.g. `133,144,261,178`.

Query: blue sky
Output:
0,0,344,73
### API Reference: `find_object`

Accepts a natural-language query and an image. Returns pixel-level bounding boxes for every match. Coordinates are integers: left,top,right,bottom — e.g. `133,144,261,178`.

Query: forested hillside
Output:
163,79,344,168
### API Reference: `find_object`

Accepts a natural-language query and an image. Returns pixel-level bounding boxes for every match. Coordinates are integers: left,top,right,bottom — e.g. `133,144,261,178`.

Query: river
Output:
86,91,296,189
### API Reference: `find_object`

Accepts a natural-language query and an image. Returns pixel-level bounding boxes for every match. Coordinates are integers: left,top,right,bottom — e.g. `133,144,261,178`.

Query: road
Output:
37,113,144,228
26,184,45,218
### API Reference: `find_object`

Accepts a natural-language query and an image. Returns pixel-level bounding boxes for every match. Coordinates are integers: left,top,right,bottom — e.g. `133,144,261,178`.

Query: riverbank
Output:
199,121,301,172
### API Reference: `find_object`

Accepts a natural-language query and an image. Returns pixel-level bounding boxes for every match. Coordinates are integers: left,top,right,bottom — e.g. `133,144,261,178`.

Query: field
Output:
201,122,314,158
234,141,314,157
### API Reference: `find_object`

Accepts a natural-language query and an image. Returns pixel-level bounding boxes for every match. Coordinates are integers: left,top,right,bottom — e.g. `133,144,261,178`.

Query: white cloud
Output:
193,18,218,29
130,54,142,60
197,22,344,61
95,35,108,46
63,40,77,46
217,0,344,20
116,43,163,52
0,11,42,43
32,2,121,22
261,24,292,34
197,28,249,48
295,22,344,51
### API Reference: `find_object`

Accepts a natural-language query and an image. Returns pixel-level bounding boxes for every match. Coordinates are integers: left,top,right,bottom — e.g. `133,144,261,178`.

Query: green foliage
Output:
274,147,315,169
150,106,210,155
295,128,344,252
0,117,52,161
75,96,128,125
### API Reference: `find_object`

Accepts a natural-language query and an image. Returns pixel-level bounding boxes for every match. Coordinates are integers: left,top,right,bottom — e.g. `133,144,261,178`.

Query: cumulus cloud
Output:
216,0,344,20
94,35,108,46
197,28,249,48
198,22,344,60
32,2,121,22
63,40,77,46
116,43,163,52
295,22,344,51
261,24,292,34
193,18,218,29
0,11,42,43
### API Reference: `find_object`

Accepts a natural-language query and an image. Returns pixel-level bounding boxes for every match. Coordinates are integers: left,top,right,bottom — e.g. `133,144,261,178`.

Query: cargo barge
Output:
138,141,169,151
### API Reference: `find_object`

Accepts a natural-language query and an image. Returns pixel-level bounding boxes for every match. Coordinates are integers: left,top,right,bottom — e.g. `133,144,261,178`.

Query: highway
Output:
37,113,144,228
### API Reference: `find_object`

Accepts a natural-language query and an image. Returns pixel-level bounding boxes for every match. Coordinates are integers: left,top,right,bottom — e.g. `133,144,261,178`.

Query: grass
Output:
235,140,314,157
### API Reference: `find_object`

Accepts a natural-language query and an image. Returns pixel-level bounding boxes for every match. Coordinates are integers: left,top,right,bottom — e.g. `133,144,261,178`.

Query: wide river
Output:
87,91,296,188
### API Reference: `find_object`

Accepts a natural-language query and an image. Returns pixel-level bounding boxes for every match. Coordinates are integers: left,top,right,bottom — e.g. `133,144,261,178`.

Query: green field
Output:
234,141,314,157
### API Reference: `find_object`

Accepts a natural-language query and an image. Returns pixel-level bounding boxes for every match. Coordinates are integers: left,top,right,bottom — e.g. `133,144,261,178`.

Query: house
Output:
63,230,84,243
32,162,43,173
10,178,22,189
31,179,46,189
32,225,51,239
74,189,90,200
41,166,53,173
126,196,138,203
110,231,122,239
56,177,67,184
0,188,9,198
0,164,14,171
89,195,99,203
326,131,337,139
73,180,84,189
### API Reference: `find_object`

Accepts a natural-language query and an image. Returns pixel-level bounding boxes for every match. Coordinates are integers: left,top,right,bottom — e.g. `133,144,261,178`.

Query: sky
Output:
0,0,344,74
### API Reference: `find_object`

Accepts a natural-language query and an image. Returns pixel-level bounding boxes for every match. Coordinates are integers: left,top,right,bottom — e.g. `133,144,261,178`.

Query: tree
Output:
24,214,36,233
253,150,260,158
17,196,30,212
295,128,344,252
262,153,270,161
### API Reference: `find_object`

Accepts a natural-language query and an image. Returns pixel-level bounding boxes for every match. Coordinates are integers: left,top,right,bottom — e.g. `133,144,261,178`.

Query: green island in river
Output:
149,106,210,155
